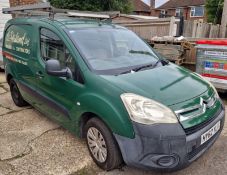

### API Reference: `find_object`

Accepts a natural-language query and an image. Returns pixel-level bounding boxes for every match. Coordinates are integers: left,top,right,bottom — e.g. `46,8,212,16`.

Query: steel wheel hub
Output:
87,127,107,163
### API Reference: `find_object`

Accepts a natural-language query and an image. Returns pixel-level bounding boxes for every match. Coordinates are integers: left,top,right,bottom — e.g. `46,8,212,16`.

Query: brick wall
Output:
9,0,39,7
150,9,159,17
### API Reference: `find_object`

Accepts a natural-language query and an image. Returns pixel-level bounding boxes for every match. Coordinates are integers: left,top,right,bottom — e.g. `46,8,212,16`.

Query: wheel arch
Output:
79,112,94,138
6,73,13,84
79,112,110,138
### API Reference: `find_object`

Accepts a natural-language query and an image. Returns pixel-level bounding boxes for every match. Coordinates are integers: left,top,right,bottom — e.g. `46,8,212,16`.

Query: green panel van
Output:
2,17,225,172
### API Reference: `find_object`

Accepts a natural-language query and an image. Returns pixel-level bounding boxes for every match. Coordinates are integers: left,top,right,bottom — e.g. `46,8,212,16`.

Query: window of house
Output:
190,6,204,17
40,28,76,79
176,8,184,17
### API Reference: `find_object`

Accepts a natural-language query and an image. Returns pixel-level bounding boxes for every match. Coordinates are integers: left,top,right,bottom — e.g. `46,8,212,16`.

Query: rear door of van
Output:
3,24,37,104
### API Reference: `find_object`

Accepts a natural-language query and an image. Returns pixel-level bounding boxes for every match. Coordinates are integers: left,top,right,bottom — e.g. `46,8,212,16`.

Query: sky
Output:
142,0,169,8
142,0,151,6
155,0,169,8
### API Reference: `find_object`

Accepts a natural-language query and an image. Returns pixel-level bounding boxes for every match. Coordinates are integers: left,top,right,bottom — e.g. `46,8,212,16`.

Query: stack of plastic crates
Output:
196,40,227,91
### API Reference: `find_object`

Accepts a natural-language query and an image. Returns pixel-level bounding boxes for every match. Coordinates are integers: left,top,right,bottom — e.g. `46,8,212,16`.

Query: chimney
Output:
9,0,40,7
150,0,155,8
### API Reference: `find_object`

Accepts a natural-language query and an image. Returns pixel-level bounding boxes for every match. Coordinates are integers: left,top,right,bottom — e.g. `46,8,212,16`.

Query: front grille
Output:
187,131,220,160
184,106,222,135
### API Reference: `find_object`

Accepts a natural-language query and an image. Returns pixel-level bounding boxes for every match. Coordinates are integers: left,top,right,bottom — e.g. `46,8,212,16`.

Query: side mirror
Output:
45,60,72,79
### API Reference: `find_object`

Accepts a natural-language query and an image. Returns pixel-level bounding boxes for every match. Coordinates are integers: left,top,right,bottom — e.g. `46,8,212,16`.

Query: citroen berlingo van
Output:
2,17,225,172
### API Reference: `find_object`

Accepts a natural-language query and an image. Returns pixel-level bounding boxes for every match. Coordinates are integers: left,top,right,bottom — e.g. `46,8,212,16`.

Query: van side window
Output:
40,28,76,79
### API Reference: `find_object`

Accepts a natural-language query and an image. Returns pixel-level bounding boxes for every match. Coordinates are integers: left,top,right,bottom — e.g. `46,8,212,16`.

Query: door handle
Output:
36,71,44,79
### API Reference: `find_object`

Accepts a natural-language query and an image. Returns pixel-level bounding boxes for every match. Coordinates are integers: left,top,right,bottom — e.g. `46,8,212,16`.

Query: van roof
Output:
6,17,125,30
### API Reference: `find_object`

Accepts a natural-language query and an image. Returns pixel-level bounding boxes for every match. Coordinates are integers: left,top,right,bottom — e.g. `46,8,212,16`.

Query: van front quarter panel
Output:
75,72,135,139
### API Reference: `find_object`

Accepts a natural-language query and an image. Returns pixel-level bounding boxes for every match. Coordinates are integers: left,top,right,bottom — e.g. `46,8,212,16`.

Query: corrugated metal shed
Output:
0,0,11,39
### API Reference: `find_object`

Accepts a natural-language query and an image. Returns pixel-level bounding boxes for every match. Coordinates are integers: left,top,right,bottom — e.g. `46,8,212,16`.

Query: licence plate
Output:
201,121,220,145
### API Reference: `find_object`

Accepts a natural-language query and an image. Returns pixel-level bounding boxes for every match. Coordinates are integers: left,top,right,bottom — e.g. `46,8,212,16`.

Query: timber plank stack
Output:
153,44,185,65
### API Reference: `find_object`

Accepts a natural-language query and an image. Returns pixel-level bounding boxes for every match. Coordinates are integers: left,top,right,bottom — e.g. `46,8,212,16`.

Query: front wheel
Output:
85,118,123,170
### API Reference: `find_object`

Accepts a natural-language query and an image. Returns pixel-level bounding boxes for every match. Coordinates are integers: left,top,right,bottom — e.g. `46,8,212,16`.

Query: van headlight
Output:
121,93,178,125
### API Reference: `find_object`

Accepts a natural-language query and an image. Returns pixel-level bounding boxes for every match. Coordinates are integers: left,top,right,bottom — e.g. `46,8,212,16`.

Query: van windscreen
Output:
67,28,159,75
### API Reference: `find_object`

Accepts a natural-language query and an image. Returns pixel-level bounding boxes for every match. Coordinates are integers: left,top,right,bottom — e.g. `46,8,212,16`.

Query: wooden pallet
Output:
167,57,185,65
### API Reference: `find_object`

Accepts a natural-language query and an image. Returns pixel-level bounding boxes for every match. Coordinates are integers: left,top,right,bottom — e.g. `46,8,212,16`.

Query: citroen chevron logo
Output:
200,97,207,113
175,96,216,122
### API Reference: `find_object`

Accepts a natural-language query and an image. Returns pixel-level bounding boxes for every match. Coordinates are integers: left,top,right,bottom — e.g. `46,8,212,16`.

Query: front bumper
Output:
114,105,225,172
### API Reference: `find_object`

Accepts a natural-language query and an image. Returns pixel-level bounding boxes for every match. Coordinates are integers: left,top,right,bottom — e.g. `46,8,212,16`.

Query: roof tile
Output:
133,0,150,12
157,0,205,9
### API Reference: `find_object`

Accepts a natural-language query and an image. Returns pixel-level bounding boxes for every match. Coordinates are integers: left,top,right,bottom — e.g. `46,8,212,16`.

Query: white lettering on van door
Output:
6,31,30,47
5,31,31,55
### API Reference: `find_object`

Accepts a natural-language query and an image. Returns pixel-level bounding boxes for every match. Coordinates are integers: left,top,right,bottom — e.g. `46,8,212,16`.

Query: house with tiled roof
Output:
152,0,206,20
133,0,153,16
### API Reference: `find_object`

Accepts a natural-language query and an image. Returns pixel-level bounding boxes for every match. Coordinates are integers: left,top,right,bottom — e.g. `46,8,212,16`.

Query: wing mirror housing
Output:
45,59,72,79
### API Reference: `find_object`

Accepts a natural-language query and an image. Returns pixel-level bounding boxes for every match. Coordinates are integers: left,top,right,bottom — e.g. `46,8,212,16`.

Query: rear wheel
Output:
85,118,123,170
9,79,28,107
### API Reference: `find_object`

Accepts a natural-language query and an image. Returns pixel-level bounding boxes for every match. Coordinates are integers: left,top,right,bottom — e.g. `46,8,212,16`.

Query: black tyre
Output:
85,118,123,170
9,79,28,107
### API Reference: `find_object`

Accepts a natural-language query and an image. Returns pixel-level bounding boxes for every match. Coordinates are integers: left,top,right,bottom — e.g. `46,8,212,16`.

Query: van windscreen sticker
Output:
5,31,31,55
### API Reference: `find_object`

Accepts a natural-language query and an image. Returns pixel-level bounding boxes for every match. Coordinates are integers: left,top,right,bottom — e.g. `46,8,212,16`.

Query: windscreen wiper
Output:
133,63,154,72
152,59,162,68
129,50,154,57
152,49,170,67
116,51,169,75
133,59,169,72
115,69,134,76
116,62,160,76
153,58,169,68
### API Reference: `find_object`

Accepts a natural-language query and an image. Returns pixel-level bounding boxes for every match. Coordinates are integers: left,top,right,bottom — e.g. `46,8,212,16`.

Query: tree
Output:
48,0,133,13
206,0,224,24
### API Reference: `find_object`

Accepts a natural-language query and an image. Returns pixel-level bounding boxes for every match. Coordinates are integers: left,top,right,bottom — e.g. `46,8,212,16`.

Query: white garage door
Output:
0,0,11,39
